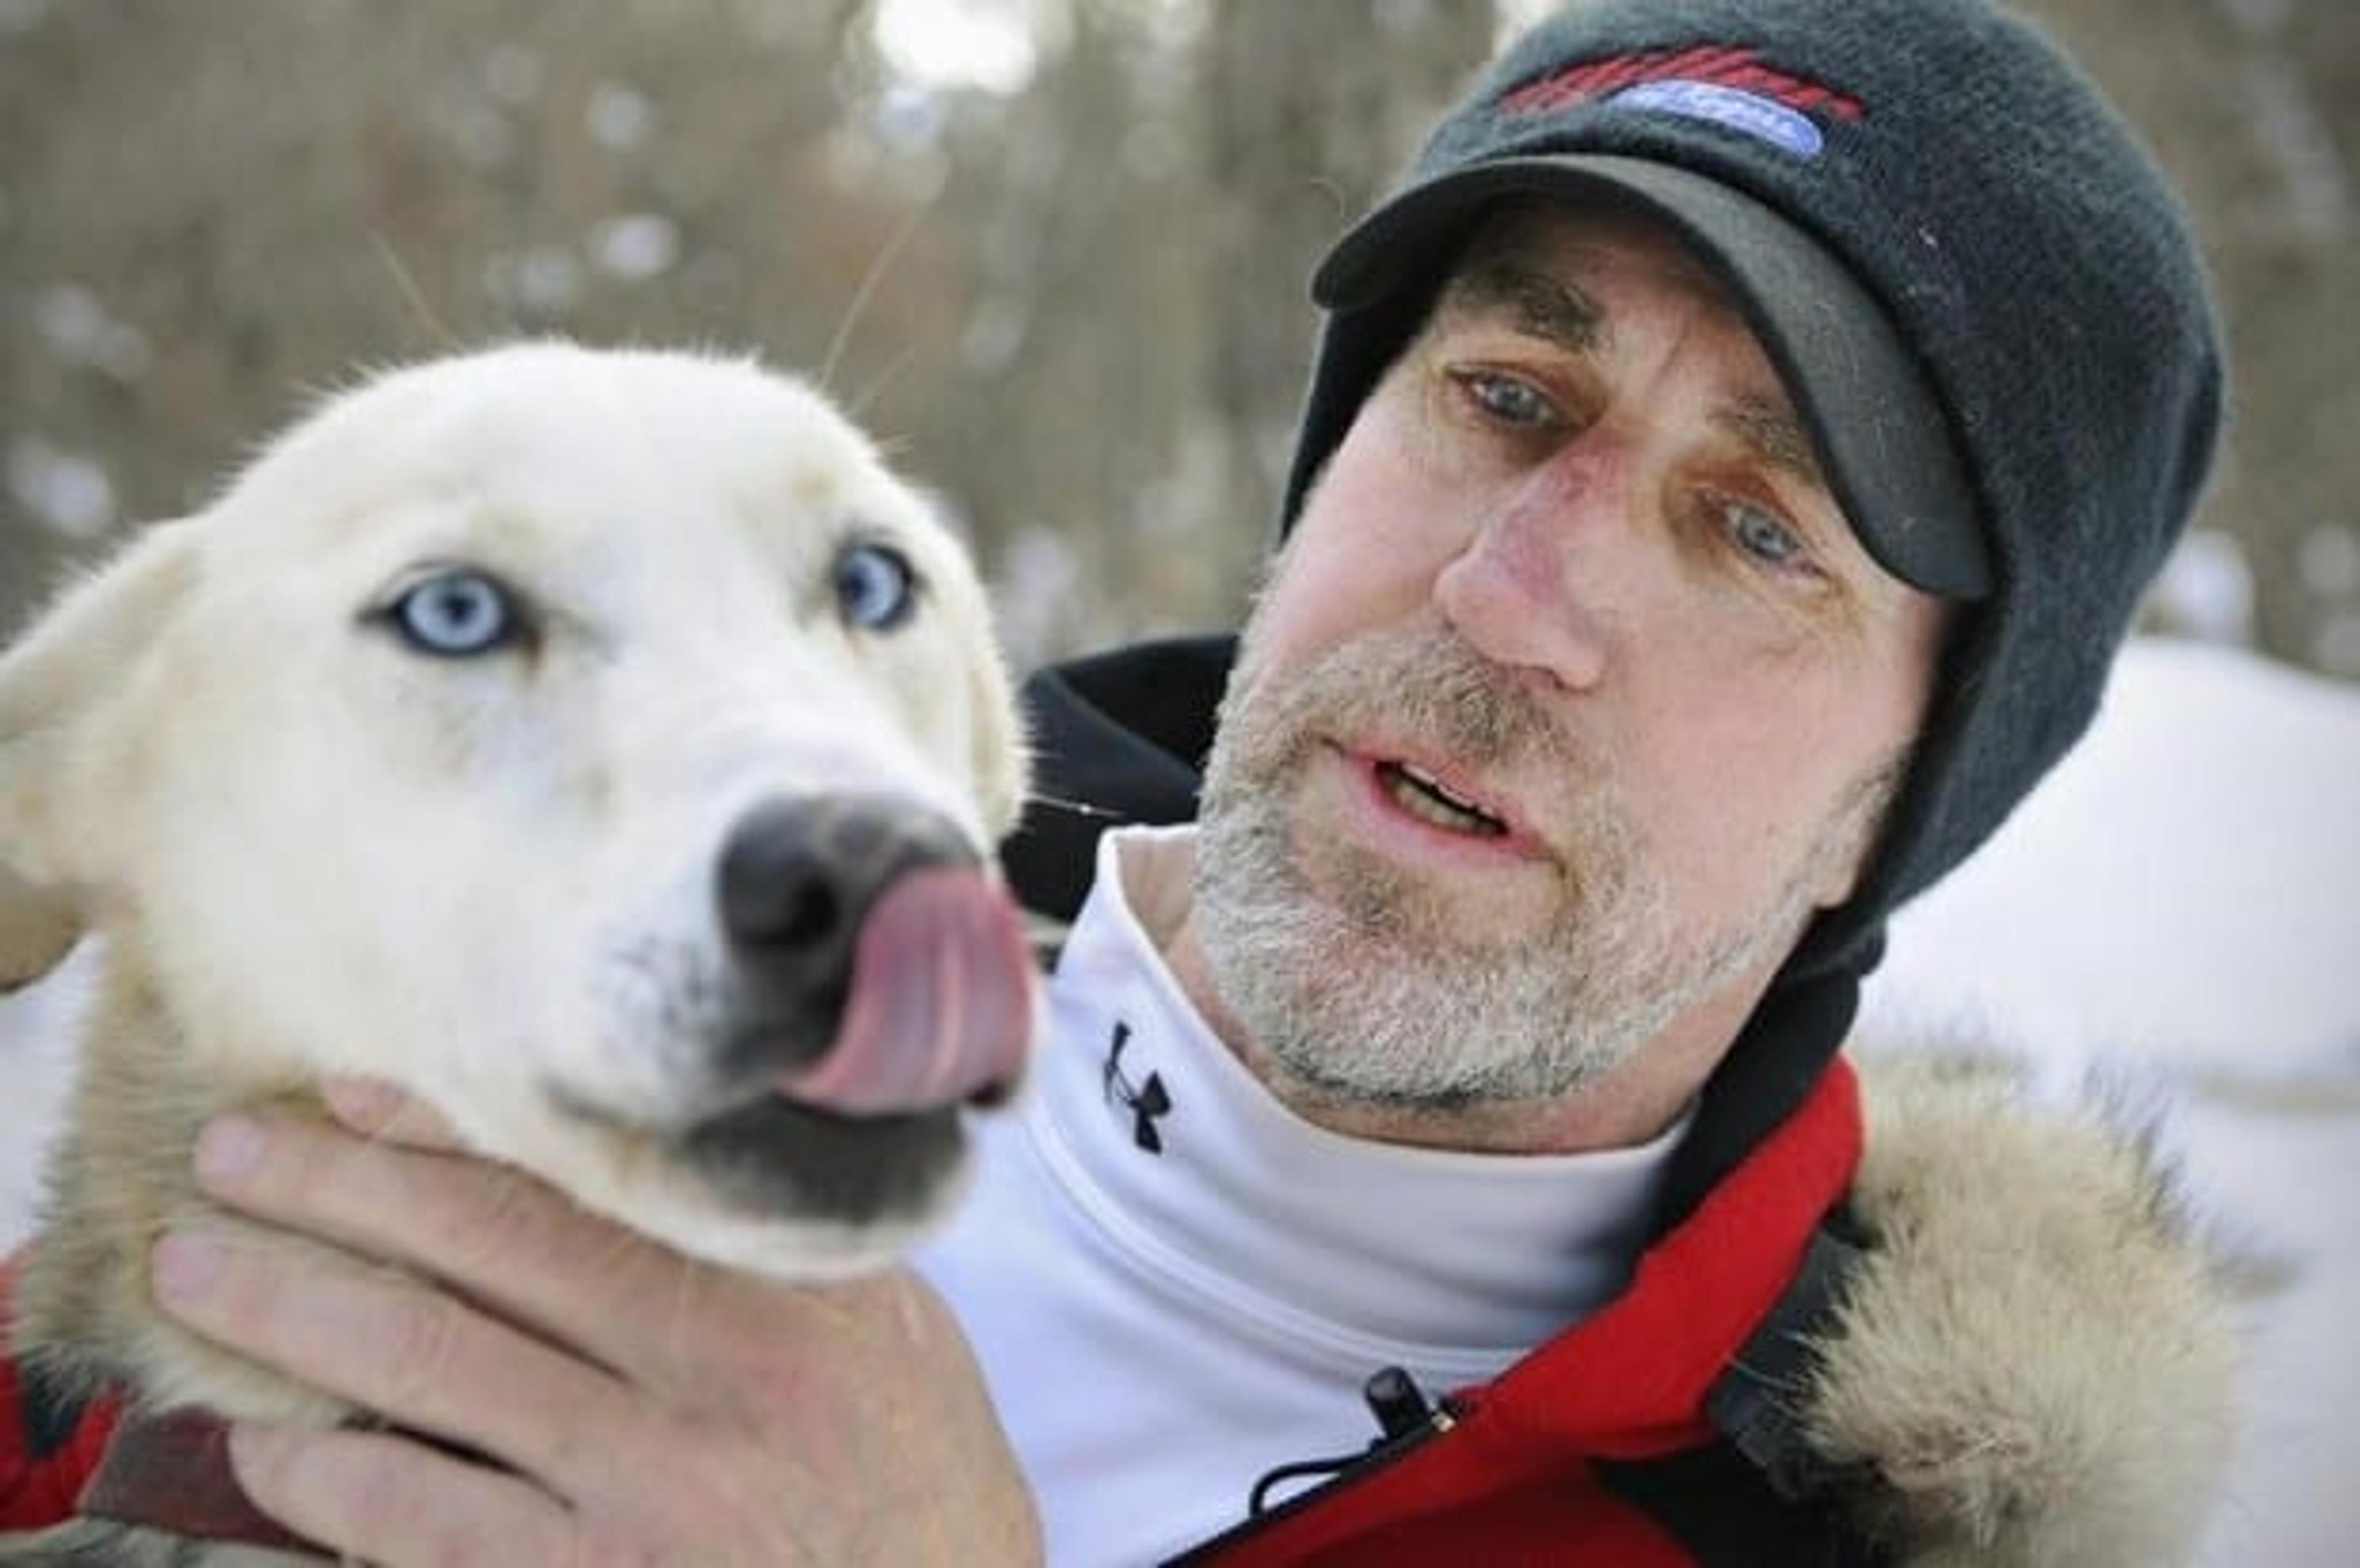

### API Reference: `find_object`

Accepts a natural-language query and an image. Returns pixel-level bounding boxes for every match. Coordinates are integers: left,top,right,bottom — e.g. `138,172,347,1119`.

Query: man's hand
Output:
149,1081,1041,1566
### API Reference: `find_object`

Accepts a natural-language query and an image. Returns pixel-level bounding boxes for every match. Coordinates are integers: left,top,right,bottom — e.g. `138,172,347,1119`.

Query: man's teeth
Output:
1379,761,1508,836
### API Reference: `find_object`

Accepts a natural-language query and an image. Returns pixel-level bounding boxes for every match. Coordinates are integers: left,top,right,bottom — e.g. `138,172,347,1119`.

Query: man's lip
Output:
1332,740,1547,853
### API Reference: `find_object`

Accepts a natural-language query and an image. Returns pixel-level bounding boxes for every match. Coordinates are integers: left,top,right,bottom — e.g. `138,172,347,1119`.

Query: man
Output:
4,0,2239,1562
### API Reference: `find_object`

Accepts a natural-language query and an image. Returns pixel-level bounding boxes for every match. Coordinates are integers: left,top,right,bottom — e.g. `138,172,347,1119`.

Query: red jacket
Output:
1168,1058,1866,1566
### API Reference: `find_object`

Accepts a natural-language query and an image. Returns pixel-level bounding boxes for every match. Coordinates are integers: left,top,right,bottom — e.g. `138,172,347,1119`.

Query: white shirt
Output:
916,826,1687,1564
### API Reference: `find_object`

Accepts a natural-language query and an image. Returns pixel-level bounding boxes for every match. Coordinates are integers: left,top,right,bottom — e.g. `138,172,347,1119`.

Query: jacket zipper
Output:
1159,1396,1466,1566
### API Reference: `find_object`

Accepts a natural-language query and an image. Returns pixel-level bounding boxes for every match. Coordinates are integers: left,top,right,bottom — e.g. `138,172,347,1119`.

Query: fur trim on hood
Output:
1814,1050,2243,1567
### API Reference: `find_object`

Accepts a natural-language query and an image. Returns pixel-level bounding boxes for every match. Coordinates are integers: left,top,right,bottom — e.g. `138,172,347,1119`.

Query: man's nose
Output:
1432,447,1640,692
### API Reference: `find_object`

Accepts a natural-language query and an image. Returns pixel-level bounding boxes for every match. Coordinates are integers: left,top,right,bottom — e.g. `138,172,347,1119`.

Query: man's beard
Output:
1192,623,1878,1115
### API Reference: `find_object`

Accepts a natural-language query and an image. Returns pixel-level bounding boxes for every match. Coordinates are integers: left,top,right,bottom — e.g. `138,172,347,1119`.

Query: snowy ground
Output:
1860,636,2360,1565
4,635,2354,1559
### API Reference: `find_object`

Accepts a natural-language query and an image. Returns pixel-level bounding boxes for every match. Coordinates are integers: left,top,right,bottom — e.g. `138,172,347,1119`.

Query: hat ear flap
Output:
0,523,199,987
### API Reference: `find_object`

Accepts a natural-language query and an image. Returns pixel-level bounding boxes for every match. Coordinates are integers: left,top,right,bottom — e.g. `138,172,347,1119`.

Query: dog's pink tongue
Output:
779,865,1033,1117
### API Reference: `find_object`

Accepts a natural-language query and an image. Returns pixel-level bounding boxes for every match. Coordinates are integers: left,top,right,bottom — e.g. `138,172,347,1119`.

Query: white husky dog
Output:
0,343,1036,1557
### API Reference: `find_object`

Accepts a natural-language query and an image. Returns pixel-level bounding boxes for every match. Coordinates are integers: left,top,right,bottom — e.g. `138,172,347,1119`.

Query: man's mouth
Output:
1375,759,1511,838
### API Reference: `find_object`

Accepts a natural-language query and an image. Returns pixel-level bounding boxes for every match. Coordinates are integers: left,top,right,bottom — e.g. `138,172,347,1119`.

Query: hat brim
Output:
1312,155,1989,600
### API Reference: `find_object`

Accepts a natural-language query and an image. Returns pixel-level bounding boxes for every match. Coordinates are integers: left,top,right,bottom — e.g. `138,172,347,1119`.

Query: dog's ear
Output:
0,864,81,990
0,522,199,985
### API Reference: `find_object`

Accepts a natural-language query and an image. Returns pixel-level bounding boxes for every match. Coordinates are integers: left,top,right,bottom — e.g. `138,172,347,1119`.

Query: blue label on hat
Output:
1610,80,1824,159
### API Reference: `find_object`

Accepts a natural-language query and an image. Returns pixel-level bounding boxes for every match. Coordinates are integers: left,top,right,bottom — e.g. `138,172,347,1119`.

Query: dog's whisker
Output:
846,348,914,428
1025,791,1124,820
370,233,460,355
819,202,928,399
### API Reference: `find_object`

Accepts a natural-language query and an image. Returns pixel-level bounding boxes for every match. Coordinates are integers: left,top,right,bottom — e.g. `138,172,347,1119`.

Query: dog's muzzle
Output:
715,791,1032,1115
712,801,1029,1108
672,793,1035,1228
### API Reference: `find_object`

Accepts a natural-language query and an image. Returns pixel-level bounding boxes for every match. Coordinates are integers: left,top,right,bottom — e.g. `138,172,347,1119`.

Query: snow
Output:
2173,1095,2360,1566
1864,636,2360,1078
1862,636,2360,1564
2,635,2351,1556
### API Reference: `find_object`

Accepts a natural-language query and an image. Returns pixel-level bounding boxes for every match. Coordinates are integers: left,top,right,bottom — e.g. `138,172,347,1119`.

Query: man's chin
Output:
1296,836,1562,955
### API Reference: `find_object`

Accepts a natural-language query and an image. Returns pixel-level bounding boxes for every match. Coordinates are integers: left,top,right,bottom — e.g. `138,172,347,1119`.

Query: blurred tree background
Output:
1,0,2352,678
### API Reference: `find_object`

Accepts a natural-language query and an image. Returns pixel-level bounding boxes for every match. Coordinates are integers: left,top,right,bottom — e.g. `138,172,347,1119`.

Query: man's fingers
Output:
172,1110,1038,1565
153,1225,656,1499
227,1422,607,1568
187,1107,769,1394
320,1075,465,1151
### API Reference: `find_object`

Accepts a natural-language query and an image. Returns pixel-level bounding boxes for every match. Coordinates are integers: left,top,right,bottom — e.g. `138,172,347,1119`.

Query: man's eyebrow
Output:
1437,256,1607,355
1717,394,1830,492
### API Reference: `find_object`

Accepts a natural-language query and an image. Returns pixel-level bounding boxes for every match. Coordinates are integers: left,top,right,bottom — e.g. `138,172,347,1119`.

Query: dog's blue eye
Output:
388,569,519,656
833,542,917,632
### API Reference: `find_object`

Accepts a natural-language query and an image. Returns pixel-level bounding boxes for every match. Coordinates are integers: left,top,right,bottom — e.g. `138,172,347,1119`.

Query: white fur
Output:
1816,1049,2243,1566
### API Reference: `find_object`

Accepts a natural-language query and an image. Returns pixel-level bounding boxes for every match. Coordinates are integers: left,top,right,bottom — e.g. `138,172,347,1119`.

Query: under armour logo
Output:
1101,1021,1171,1154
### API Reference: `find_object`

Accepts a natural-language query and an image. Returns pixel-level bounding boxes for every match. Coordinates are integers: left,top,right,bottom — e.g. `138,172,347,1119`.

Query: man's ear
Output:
0,522,198,986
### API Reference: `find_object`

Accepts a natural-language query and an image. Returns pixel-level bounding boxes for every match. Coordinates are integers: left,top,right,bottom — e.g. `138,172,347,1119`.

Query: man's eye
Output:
1721,499,1811,571
1455,369,1559,429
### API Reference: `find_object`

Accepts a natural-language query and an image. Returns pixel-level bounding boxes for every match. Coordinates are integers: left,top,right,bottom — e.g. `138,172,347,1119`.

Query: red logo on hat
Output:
1501,45,1863,122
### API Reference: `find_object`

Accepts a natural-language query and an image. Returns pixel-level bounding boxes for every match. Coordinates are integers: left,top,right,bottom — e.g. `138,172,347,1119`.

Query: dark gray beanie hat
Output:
1280,0,2225,979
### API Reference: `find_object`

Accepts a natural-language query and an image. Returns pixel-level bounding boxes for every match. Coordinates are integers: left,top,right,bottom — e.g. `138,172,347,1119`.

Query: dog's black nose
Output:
716,795,978,1046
